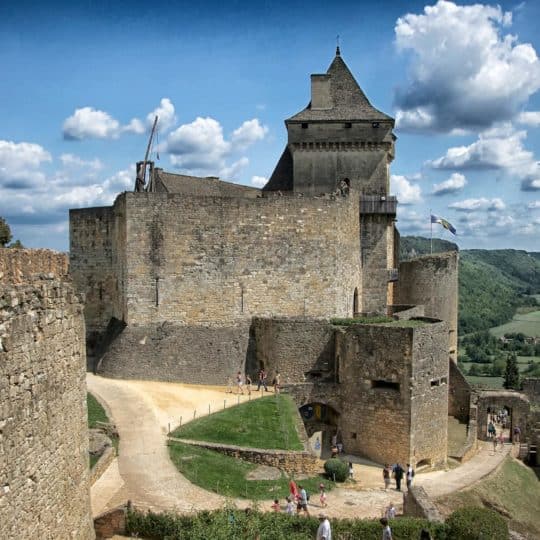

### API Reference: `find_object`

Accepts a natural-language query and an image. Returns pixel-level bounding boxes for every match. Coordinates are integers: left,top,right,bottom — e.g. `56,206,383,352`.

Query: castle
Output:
70,49,458,467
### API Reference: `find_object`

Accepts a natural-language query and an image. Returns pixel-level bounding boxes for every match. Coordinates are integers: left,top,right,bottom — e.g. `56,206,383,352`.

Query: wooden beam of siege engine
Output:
134,115,159,192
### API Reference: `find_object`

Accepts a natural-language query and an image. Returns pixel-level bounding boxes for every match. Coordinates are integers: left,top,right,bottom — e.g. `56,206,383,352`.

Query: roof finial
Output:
336,34,341,56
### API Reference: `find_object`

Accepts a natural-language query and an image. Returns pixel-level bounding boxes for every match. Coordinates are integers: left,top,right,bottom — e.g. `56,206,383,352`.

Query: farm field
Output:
489,310,540,338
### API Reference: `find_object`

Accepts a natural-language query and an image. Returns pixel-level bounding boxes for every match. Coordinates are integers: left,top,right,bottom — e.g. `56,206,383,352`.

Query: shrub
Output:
446,507,509,540
323,458,349,482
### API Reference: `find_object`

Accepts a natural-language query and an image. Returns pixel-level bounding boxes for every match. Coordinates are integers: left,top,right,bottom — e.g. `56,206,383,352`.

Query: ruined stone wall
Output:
0,248,68,283
252,318,335,384
97,322,253,384
0,269,94,539
120,191,361,326
410,322,449,467
394,252,459,361
448,359,472,422
70,205,126,338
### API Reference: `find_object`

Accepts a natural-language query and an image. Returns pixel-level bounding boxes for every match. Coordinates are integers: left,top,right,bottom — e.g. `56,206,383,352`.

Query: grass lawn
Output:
171,394,303,451
168,441,334,500
465,376,504,388
435,457,540,539
489,310,540,338
87,392,119,466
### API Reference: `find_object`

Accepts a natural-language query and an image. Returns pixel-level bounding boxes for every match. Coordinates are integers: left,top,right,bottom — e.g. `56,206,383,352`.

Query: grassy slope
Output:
168,441,334,500
435,457,540,539
489,310,540,338
171,395,303,451
87,392,118,467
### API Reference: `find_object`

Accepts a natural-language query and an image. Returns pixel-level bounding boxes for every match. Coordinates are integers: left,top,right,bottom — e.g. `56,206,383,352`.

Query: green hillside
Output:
399,237,540,334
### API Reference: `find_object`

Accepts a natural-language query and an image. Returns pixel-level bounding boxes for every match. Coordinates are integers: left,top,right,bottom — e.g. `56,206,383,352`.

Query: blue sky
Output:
1,0,540,251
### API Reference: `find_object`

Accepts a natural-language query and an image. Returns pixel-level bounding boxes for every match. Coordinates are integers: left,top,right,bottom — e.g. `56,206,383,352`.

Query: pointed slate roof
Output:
287,50,393,123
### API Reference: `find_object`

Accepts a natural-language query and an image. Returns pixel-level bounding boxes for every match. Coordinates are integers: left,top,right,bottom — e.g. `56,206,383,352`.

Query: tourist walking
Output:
271,499,280,512
384,503,396,520
380,517,393,540
513,425,521,444
498,432,505,451
392,463,404,491
488,421,496,438
383,463,391,490
406,463,415,489
297,485,310,516
316,513,331,540
245,374,252,396
289,479,299,501
257,369,268,392
236,371,244,394
273,371,281,393
285,496,294,515
348,461,354,480
319,483,327,508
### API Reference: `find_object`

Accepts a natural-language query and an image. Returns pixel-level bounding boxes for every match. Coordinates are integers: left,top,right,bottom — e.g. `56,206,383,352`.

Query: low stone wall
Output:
387,304,425,319
169,437,319,475
94,506,127,540
90,446,116,486
450,420,478,463
0,248,68,283
403,486,443,522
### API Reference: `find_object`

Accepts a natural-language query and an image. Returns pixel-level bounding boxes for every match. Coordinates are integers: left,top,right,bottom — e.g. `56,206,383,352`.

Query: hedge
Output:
446,507,508,540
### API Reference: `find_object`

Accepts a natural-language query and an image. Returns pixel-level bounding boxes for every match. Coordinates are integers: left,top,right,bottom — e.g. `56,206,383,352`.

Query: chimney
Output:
311,74,333,110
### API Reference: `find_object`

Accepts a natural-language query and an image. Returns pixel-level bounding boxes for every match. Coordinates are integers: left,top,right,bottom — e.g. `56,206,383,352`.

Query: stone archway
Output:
299,402,340,458
476,390,530,443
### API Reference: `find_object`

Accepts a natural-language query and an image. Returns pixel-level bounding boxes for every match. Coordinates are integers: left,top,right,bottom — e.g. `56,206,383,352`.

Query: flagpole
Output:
430,209,433,254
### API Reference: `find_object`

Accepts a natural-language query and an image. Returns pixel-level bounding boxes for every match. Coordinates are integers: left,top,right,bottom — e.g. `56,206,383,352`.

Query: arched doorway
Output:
299,402,340,458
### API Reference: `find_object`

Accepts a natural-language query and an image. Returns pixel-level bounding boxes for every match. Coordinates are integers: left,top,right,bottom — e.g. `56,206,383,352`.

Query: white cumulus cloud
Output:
231,119,268,150
432,173,467,195
63,107,122,140
394,1,540,132
517,111,540,127
251,175,267,187
449,197,506,212
167,116,267,178
0,140,51,189
390,174,422,204
147,98,176,132
528,200,540,209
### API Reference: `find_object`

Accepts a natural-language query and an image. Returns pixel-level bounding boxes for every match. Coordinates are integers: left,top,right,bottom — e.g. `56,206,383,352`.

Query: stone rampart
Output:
448,360,472,422
168,438,319,475
97,322,253,384
90,446,116,486
0,273,94,539
0,248,68,283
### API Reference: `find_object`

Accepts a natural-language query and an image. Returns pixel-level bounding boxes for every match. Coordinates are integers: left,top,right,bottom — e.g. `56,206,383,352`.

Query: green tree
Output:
0,217,12,247
503,353,520,390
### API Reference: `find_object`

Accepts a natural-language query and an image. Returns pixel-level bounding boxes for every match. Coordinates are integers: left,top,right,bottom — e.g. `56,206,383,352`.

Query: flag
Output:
431,214,457,235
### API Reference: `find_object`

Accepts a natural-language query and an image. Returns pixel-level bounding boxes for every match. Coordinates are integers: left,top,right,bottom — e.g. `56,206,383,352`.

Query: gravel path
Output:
88,374,512,520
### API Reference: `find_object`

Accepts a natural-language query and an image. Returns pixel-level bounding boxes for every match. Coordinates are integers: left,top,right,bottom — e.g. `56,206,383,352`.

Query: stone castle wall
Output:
410,322,449,467
70,205,125,338
0,248,68,283
448,359,472,422
113,191,360,326
252,318,335,384
0,251,94,539
97,322,253,384
394,252,459,361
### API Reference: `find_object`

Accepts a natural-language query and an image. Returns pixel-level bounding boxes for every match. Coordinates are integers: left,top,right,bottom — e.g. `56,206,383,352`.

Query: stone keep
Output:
70,50,458,467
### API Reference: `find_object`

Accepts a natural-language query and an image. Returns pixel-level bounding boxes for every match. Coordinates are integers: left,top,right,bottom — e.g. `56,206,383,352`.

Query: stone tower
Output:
265,48,398,314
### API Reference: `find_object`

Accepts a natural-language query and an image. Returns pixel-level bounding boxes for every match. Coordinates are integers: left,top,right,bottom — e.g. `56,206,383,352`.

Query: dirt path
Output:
88,374,513,520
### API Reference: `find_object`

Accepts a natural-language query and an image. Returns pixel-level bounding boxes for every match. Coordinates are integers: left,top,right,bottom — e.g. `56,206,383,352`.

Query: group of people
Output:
229,369,281,395
382,462,415,491
270,480,328,518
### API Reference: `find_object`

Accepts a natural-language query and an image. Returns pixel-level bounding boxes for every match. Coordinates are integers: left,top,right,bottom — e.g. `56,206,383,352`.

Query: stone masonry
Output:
0,250,94,540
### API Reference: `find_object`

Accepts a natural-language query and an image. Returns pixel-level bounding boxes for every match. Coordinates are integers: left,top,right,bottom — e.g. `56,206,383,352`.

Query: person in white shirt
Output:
380,517,392,540
316,514,331,540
